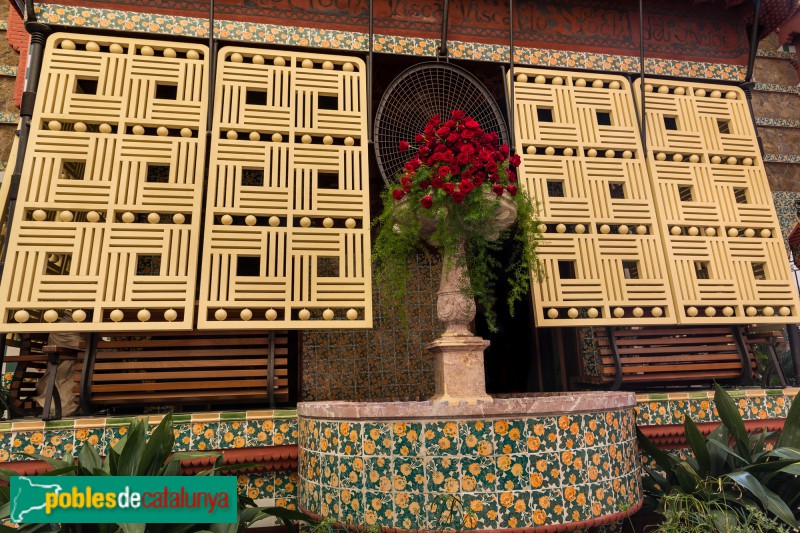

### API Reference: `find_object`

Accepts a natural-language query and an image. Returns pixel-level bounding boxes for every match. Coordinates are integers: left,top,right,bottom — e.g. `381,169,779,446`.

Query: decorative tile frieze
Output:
34,4,748,81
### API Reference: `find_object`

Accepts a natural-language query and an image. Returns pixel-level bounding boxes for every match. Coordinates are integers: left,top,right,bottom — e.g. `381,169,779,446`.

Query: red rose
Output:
507,170,517,182
473,176,485,186
414,133,425,143
419,146,430,157
460,179,474,194
399,140,409,152
429,114,441,125
436,126,450,137
431,152,445,163
451,191,465,203
424,124,435,136
452,110,466,120
434,144,447,153
507,185,518,196
486,160,498,173
431,177,443,188
465,119,480,129
393,189,405,200
447,133,459,144
442,182,455,194
489,173,499,182
438,166,451,178
510,154,521,167
492,184,504,196
500,144,510,157
421,195,433,209
419,179,430,189
461,128,475,139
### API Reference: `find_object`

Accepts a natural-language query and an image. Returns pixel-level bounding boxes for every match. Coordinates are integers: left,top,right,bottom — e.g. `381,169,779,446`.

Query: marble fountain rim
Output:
297,391,636,420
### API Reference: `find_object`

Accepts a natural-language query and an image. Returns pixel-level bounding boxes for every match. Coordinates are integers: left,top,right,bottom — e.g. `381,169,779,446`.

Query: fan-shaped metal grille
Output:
374,62,509,185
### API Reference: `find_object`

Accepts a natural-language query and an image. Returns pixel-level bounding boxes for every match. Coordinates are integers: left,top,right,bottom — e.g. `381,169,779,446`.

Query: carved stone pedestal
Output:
427,336,491,404
424,193,517,404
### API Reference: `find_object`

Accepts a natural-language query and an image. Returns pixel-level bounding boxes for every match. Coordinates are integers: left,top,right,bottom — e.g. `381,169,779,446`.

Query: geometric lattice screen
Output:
512,68,675,326
0,34,208,332
634,79,800,324
197,47,372,329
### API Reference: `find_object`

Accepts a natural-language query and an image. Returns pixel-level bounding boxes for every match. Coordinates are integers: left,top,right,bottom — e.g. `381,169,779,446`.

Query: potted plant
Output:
373,110,543,403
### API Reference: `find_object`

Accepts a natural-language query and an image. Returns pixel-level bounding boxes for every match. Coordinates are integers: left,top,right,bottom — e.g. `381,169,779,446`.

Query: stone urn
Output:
426,193,518,404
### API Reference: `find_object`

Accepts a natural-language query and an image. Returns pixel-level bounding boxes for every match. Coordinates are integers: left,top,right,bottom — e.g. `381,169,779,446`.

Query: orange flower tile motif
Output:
299,408,641,530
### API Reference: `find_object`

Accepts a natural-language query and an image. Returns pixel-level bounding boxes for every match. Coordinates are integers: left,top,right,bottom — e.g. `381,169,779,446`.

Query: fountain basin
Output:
298,392,641,531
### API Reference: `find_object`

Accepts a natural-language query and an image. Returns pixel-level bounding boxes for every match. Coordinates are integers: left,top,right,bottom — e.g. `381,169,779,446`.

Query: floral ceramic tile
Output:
424,421,460,456
272,418,298,446
459,420,494,456
496,454,529,492
529,452,561,490
460,492,498,530
218,421,247,449
557,414,584,450
362,423,392,456
392,422,422,457
335,421,362,455
493,419,526,454
364,456,392,492
562,484,591,523
393,490,427,530
337,454,364,489
525,417,560,453
530,488,565,526
392,455,425,493
424,456,461,493
496,490,532,528
461,456,497,493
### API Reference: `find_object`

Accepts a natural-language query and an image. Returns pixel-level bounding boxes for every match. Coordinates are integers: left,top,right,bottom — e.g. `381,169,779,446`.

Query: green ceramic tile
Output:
105,417,135,427
273,409,298,419
647,393,669,400
43,419,75,430
0,422,11,432
687,391,711,399
219,411,247,421
172,414,192,423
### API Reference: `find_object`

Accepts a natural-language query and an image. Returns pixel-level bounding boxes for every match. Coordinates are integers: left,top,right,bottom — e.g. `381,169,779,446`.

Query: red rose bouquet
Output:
374,111,543,331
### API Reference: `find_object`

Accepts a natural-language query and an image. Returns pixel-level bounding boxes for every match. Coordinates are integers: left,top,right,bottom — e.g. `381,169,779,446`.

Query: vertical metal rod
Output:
438,0,449,58
508,0,515,149
367,0,373,142
0,19,49,290
205,0,216,134
746,0,761,82
638,0,646,155
267,331,276,408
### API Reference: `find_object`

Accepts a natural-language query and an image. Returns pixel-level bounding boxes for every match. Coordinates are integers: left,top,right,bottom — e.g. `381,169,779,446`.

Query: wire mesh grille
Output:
374,62,508,185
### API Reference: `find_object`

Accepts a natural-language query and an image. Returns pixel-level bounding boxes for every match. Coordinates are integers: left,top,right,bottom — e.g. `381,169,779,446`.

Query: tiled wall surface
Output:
298,409,641,530
301,255,440,402
0,410,298,462
635,388,797,427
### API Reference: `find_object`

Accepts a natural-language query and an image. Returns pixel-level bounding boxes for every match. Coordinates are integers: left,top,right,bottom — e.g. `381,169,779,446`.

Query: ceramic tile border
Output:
756,117,800,128
757,49,797,59
764,153,800,163
754,82,800,94
6,408,297,431
34,3,748,81
635,388,797,427
0,65,18,77
0,19,6,31
0,113,18,124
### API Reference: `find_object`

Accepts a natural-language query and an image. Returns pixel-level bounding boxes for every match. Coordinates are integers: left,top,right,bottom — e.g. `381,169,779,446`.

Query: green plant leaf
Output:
713,384,752,462
636,426,677,477
115,419,147,477
674,462,702,494
778,391,800,449
138,412,174,476
725,470,798,527
118,523,145,533
683,416,710,475
707,438,749,464
25,453,72,471
77,441,102,475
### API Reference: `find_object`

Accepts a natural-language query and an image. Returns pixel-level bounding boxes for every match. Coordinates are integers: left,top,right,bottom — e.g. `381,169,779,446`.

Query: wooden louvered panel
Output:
88,330,293,407
0,34,208,332
634,79,800,324
511,68,674,326
198,46,372,329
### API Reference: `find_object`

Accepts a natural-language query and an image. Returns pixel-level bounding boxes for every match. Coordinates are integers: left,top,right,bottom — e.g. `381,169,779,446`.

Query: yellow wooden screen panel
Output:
0,34,207,332
198,47,372,329
512,69,674,326
634,79,800,324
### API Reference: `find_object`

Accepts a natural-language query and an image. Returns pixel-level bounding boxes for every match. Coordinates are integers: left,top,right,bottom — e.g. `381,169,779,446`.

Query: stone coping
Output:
297,392,635,420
